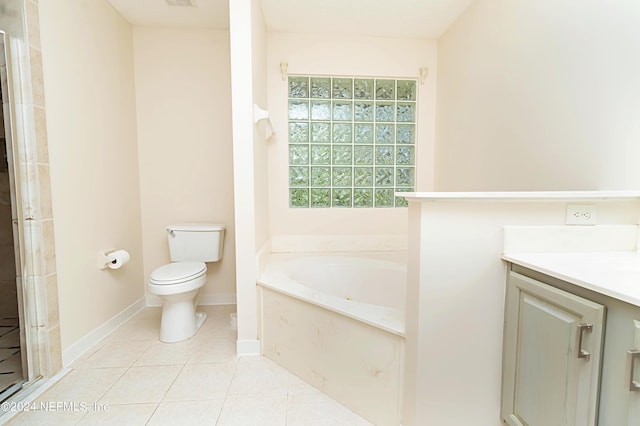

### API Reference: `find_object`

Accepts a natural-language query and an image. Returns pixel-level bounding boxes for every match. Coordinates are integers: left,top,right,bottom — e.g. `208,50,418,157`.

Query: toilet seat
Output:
150,261,206,285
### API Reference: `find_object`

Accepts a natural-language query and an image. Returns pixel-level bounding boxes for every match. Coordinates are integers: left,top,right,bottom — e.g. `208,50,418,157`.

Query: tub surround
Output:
401,191,640,426
258,251,406,426
260,287,403,426
259,252,406,336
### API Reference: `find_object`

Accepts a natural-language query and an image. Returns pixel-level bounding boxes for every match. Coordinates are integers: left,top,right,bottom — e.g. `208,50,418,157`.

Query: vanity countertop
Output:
502,251,640,307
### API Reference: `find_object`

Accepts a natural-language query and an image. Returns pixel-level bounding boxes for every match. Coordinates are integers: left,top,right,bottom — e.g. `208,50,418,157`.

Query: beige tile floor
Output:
6,305,375,425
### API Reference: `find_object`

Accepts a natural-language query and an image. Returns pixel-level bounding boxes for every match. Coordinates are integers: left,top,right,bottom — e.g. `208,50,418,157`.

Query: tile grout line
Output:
144,362,188,425
214,356,241,426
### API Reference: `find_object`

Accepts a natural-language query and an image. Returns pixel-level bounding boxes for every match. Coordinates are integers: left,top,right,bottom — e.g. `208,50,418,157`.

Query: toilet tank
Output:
166,224,225,262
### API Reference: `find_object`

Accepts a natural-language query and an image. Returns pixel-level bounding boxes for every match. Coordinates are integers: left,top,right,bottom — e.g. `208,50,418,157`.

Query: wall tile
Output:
42,219,56,274
45,273,59,328
25,0,40,50
33,106,49,163
28,48,45,108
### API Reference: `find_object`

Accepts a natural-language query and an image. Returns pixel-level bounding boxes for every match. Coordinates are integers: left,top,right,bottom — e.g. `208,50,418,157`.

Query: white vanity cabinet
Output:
503,264,640,426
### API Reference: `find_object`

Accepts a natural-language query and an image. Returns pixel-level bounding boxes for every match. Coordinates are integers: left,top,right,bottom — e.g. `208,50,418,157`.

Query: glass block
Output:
375,167,394,186
395,187,414,208
289,123,309,143
397,80,417,101
311,144,331,165
311,188,331,208
290,188,309,208
289,166,309,187
332,167,352,187
375,146,394,165
311,166,331,187
311,122,330,143
354,79,374,100
396,146,415,165
354,102,374,122
354,124,373,143
396,167,415,186
310,77,331,99
396,124,415,144
332,188,352,208
375,102,394,122
354,167,373,186
332,123,352,143
375,124,394,144
332,102,352,121
375,80,395,100
333,78,353,99
333,145,352,165
354,188,373,208
354,145,373,165
289,77,309,98
311,101,331,121
397,102,415,122
289,144,309,165
375,189,394,207
288,100,309,120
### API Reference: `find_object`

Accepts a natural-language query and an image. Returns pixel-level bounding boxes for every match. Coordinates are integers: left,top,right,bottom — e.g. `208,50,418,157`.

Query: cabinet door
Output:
628,320,640,424
502,272,605,426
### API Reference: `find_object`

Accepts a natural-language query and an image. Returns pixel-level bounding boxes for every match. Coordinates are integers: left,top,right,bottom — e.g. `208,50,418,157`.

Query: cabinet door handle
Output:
627,350,640,392
576,323,593,360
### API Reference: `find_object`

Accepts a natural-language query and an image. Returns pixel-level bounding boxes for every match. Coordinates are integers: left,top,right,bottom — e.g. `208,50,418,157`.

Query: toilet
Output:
148,223,225,343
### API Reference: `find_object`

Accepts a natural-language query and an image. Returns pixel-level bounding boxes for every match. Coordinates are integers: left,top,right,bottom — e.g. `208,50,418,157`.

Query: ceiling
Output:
106,0,473,39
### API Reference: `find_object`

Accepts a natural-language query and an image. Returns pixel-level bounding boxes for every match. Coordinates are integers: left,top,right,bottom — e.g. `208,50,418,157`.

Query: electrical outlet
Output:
566,204,597,225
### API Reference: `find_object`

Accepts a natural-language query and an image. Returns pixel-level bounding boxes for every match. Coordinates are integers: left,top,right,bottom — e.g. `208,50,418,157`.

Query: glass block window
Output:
288,76,416,208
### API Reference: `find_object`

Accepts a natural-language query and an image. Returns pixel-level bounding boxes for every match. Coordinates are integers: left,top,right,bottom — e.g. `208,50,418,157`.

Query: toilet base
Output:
159,289,208,343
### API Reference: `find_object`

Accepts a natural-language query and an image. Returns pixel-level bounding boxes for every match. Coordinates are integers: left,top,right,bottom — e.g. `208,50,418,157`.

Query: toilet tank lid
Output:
166,223,225,232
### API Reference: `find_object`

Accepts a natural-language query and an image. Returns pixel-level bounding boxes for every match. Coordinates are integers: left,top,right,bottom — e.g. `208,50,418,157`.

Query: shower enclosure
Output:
0,0,63,410
0,29,26,403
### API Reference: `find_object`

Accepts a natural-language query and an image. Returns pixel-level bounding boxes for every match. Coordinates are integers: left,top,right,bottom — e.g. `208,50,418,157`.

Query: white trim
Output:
145,292,237,307
236,339,261,356
61,298,146,367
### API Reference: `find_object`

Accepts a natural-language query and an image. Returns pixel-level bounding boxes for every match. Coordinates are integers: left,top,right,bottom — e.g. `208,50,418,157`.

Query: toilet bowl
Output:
148,223,225,343
148,261,208,343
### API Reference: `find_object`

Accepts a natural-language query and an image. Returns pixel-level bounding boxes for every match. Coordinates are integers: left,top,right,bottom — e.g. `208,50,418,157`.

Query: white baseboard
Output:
145,292,237,307
236,339,261,356
61,297,146,367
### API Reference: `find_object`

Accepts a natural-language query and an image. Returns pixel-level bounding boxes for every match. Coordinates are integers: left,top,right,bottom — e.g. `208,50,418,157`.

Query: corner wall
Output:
133,27,236,303
435,0,640,191
39,0,144,351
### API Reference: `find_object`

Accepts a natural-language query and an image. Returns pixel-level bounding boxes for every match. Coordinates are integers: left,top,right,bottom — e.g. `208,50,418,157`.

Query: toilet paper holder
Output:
98,248,128,270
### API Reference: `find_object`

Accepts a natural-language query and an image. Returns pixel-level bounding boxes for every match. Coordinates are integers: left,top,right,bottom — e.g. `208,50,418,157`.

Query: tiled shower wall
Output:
23,0,61,376
4,0,61,379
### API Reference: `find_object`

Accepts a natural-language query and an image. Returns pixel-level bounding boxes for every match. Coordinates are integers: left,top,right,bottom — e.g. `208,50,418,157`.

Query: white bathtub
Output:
258,252,406,426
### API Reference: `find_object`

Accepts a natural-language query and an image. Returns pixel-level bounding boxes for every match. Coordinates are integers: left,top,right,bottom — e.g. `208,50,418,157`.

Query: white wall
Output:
39,0,144,350
267,33,437,238
133,27,236,303
229,0,264,354
252,0,270,252
435,0,640,191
